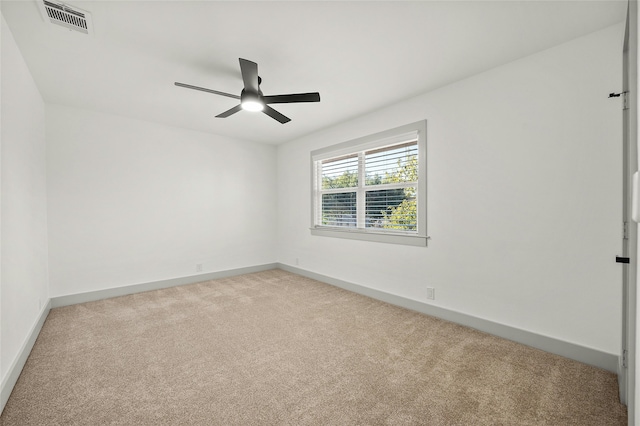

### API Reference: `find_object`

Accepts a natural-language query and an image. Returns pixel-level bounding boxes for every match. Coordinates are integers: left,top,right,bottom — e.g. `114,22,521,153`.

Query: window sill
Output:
310,227,428,247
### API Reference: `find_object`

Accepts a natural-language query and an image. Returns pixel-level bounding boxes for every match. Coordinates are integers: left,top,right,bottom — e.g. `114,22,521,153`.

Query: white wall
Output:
0,12,49,382
46,105,277,297
278,24,624,355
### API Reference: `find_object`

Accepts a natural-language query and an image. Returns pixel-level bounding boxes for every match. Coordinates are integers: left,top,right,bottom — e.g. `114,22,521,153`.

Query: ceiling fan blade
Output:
215,104,243,118
239,58,259,93
263,92,321,104
263,105,291,124
175,82,240,100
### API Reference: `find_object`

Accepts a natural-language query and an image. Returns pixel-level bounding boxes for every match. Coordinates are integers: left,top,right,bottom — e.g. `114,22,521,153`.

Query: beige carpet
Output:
0,269,627,425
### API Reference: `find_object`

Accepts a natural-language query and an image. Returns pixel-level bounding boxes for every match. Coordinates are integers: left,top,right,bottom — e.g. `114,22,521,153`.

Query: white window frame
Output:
310,120,427,247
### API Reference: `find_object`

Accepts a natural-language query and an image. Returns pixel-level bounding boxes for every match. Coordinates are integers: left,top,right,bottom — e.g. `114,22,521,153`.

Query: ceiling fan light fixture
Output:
241,99,264,112
240,91,264,112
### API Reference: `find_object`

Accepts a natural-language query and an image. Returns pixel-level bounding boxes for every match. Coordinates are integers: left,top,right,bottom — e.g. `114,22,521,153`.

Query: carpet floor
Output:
0,269,627,425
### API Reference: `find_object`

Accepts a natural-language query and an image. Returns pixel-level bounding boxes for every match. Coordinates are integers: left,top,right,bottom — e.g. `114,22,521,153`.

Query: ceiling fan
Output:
175,58,321,124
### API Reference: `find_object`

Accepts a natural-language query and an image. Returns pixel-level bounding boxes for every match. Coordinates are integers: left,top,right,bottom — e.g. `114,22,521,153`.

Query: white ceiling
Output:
1,0,627,145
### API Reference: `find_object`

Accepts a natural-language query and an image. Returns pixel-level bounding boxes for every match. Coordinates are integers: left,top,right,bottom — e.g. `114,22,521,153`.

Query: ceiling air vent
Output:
37,0,93,35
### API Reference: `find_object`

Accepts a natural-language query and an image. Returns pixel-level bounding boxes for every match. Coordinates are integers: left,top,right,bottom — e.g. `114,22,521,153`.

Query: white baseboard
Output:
277,263,619,373
1,300,51,415
51,263,278,308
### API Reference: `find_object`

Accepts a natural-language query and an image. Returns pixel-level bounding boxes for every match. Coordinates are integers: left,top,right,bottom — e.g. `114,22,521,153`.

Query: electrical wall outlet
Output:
426,287,435,300
295,258,299,266
196,263,203,272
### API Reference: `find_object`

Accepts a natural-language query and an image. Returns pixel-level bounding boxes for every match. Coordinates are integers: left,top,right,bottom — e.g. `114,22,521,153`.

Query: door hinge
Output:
608,91,629,110
623,349,628,368
624,221,629,240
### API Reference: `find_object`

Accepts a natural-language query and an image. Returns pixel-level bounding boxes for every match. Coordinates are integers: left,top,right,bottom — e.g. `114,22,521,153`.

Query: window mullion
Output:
315,161,322,226
365,181,416,191
357,152,365,229
321,187,360,195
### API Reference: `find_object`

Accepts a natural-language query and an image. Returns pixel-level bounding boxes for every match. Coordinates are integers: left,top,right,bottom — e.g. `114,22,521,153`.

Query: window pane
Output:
321,192,357,227
366,188,417,231
321,154,358,189
365,141,418,186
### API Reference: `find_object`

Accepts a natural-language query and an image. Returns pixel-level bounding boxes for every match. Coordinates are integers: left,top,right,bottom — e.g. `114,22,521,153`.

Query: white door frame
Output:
620,2,637,424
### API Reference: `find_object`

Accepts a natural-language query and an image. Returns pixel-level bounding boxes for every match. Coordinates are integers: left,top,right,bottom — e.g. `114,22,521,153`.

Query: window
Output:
311,120,427,246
